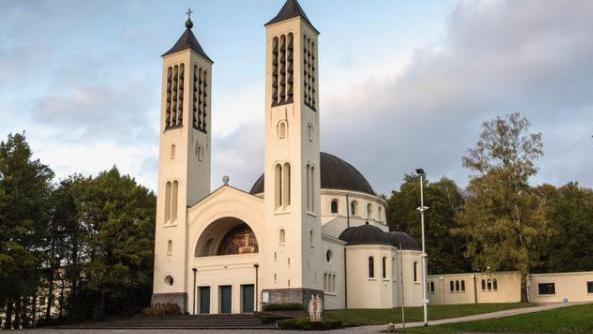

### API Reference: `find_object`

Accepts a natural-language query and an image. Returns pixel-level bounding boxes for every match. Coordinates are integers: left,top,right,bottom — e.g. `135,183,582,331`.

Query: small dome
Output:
250,152,375,195
386,231,421,250
339,224,391,246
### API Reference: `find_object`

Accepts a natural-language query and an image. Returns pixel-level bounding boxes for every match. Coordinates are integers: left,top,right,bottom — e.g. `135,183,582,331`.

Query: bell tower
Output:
262,0,323,306
152,10,213,311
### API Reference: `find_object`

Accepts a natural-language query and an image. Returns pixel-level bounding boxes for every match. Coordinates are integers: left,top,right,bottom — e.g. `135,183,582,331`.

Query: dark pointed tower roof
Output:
265,0,319,34
163,16,213,62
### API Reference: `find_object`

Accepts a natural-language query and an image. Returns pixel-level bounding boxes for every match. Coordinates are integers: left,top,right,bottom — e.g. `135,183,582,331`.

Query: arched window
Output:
167,240,173,255
171,181,178,221
487,279,492,291
367,203,373,219
450,281,455,292
351,201,358,216
378,206,383,221
196,144,204,162
330,199,338,214
368,256,375,278
382,257,387,279
306,164,315,212
283,163,291,207
164,275,174,286
307,123,314,142
461,280,466,291
275,164,282,209
323,273,327,291
481,279,486,291
170,144,176,160
326,250,332,263
413,261,418,282
493,279,498,291
279,229,286,244
165,182,172,222
332,274,336,293
277,120,287,139
455,280,460,291
392,257,396,280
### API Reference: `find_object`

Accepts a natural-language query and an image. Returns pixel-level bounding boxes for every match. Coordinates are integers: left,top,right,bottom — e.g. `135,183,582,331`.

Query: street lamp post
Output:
192,268,197,315
416,168,429,327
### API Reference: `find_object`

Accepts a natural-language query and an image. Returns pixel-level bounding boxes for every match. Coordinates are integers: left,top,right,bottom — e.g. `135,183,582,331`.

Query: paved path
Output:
17,302,580,334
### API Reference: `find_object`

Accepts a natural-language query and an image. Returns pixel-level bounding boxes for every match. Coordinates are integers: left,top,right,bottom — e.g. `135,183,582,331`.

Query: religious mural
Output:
217,223,258,255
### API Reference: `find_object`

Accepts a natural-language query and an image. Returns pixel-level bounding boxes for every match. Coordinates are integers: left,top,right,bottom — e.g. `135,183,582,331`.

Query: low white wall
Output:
529,271,593,304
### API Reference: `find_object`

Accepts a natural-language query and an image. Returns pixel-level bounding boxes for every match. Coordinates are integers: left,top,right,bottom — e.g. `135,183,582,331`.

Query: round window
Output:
164,275,174,286
326,250,332,263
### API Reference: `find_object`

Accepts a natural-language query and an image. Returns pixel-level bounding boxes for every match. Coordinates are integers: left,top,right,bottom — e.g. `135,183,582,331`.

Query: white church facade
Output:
151,0,424,314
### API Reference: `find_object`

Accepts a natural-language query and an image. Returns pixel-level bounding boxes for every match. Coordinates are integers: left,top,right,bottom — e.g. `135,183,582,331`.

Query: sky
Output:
1,0,592,196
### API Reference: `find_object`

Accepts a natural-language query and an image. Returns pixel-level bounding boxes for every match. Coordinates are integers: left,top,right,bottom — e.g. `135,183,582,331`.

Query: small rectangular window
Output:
587,281,593,294
450,281,454,292
538,283,556,295
461,280,466,292
430,281,435,293
455,280,460,292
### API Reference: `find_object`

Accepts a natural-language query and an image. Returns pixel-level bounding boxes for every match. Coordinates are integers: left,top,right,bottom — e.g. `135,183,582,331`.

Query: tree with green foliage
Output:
534,182,593,273
453,113,551,302
387,175,470,274
0,133,54,329
67,167,156,320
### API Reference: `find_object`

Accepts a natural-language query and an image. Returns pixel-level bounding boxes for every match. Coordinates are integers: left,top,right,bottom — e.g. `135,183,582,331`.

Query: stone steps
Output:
57,314,277,330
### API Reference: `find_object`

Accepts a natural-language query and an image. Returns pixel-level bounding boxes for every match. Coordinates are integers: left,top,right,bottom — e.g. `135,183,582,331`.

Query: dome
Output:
338,224,391,246
249,152,375,195
386,231,421,250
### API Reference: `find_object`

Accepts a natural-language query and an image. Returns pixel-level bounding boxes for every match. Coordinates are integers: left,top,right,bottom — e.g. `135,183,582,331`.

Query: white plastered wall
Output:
529,271,593,304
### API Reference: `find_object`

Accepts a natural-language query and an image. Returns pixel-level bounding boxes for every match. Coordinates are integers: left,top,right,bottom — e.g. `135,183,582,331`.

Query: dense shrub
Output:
142,303,181,316
262,303,304,311
277,318,343,330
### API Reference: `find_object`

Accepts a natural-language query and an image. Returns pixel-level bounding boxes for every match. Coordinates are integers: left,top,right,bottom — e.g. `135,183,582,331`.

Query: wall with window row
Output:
427,272,521,305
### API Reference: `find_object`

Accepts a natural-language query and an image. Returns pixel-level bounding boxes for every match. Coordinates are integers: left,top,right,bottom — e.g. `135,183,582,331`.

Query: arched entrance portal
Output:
195,217,259,257
192,217,260,314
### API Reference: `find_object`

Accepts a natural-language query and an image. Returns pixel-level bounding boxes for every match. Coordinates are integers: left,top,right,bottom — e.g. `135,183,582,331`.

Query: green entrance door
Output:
241,284,255,313
198,287,210,314
220,286,232,314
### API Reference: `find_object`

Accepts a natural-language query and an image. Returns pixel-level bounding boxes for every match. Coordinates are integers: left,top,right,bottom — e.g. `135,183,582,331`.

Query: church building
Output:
152,0,424,314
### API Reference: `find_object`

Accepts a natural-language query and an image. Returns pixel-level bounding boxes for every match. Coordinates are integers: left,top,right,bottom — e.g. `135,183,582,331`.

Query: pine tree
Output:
0,133,54,328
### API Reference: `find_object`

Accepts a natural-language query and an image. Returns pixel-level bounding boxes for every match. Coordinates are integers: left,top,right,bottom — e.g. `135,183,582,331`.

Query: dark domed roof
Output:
249,152,375,195
338,224,391,246
386,232,421,250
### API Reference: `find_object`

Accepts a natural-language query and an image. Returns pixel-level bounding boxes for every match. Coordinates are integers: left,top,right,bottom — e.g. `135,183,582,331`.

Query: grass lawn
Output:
403,303,593,333
323,303,529,326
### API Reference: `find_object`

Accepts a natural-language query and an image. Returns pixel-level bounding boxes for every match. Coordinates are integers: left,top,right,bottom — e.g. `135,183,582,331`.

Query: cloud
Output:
3,0,592,196
318,0,593,195
31,79,158,144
